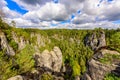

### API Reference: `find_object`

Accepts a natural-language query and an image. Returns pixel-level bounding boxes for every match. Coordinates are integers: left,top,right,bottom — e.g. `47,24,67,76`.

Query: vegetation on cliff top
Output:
0,18,120,80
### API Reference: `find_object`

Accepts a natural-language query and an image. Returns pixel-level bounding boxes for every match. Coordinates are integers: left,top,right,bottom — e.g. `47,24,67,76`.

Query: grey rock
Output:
53,76,64,80
81,49,120,80
34,46,62,72
7,75,23,80
85,31,106,51
0,32,15,56
12,32,28,50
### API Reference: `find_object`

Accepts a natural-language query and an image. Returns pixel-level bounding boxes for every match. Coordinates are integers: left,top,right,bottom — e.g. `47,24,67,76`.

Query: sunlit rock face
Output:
0,32,15,56
34,46,62,72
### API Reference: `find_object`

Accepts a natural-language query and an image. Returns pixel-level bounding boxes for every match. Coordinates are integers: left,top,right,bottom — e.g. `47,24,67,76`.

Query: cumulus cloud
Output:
1,0,120,29
0,0,7,8
72,13,95,24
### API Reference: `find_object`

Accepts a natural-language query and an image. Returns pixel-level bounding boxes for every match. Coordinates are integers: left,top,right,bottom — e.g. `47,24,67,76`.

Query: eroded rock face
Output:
81,49,120,80
0,32,15,56
12,32,29,50
85,31,106,51
34,46,62,72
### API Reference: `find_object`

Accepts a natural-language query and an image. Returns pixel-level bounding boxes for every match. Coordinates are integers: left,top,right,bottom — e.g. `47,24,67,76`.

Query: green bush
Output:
16,45,35,74
41,73,53,80
0,51,17,80
104,73,120,80
72,61,80,76
9,40,18,51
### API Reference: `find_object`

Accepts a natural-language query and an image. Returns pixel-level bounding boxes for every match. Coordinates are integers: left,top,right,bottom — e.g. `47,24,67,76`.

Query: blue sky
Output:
0,0,120,29
5,0,28,14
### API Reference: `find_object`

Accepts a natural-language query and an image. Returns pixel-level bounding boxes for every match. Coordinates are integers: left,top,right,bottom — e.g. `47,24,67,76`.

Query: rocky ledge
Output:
81,49,120,80
82,31,120,80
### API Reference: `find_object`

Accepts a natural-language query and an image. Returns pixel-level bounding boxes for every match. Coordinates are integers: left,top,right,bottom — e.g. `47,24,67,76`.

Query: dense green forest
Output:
0,18,120,80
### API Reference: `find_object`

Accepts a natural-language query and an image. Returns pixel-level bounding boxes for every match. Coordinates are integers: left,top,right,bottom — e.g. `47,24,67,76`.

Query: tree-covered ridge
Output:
0,19,120,80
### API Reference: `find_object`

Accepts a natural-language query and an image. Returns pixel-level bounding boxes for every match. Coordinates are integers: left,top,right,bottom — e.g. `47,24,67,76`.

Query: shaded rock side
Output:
85,31,106,51
81,49,120,80
0,32,15,56
34,46,62,72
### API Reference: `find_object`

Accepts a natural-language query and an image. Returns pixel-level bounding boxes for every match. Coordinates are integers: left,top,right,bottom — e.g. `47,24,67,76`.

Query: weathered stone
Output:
85,31,106,51
7,75,23,80
34,46,62,72
81,49,120,80
0,32,15,56
75,76,80,80
12,32,28,50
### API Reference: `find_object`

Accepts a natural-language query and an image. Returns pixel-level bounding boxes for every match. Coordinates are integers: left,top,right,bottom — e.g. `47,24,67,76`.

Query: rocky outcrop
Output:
34,46,62,72
12,32,51,50
85,31,106,51
82,31,120,80
81,49,120,80
12,32,29,50
0,32,15,56
7,75,23,80
30,33,51,47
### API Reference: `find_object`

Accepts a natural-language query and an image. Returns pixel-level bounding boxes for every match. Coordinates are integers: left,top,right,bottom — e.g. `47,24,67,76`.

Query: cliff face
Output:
34,46,62,72
85,31,106,51
81,49,120,80
82,31,120,80
0,32,15,56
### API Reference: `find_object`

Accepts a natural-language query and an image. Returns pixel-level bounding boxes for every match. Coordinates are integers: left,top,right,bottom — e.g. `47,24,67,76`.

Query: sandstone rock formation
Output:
7,75,23,80
82,31,120,80
0,32,15,56
85,31,106,51
81,49,120,80
34,46,62,72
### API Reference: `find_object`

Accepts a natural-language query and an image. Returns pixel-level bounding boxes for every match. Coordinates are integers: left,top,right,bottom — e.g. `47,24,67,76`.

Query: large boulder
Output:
34,46,62,72
81,49,120,80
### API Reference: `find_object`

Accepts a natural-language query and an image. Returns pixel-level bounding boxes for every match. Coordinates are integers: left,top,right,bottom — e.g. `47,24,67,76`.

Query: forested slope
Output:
0,18,120,80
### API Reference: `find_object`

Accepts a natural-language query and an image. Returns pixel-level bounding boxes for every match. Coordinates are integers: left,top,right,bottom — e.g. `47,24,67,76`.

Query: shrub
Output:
0,51,17,80
9,40,18,51
41,73,53,80
104,73,120,80
16,45,35,74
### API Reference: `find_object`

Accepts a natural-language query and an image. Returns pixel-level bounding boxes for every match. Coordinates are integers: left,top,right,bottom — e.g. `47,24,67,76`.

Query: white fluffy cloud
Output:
23,2,68,21
1,0,120,29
